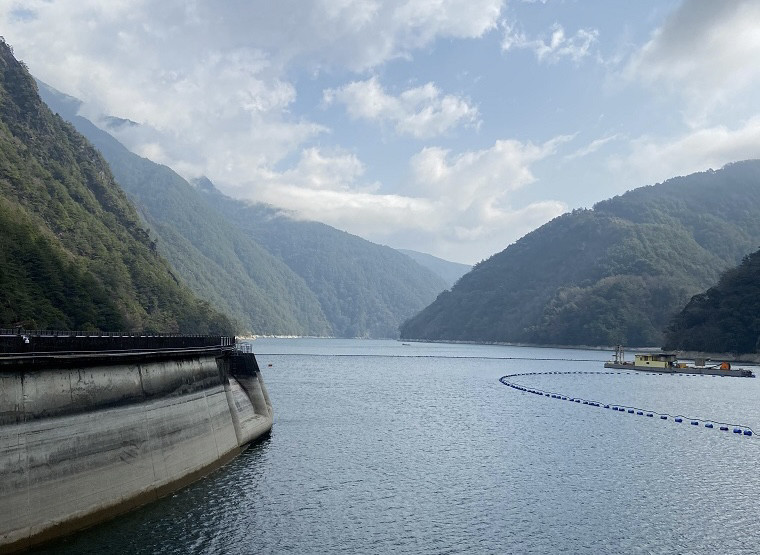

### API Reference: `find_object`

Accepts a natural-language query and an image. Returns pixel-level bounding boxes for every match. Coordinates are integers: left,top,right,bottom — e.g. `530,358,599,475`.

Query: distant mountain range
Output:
192,181,450,338
38,80,449,338
401,160,760,347
397,249,471,288
0,40,232,333
17,40,760,349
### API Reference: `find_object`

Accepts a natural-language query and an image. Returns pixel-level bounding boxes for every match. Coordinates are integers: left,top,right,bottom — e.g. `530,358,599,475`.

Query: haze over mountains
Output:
397,250,471,288
3,35,760,352
37,80,448,338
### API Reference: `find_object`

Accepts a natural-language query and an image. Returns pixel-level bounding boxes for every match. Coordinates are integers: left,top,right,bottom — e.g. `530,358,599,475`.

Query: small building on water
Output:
633,353,678,368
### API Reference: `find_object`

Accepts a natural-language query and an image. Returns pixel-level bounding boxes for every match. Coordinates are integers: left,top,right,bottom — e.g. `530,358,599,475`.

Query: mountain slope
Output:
37,81,332,336
0,40,232,333
199,185,449,338
401,161,760,347
664,248,760,354
397,249,471,288
39,81,447,338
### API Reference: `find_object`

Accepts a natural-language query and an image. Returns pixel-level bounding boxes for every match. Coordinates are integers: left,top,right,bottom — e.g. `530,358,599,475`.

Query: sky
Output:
2,0,760,264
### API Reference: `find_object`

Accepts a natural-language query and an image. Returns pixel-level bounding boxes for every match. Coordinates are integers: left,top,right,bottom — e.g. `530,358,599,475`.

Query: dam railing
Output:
0,329,236,355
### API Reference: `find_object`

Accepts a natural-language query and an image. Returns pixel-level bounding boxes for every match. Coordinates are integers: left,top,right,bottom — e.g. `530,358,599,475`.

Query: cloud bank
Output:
324,77,479,138
4,0,759,264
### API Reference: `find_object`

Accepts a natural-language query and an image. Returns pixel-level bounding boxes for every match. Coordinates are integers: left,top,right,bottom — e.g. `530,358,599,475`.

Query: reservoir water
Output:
34,339,760,554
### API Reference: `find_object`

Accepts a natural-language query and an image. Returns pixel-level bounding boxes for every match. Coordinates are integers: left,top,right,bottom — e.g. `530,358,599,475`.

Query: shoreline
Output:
240,335,760,365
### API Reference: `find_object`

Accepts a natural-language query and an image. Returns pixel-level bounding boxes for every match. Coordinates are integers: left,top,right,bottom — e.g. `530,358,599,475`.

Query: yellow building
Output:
633,353,677,368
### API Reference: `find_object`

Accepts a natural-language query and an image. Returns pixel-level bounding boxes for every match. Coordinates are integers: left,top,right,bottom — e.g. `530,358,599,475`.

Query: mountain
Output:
0,40,232,333
37,81,330,337
401,160,760,347
197,183,449,338
38,82,447,338
397,249,471,288
663,248,760,354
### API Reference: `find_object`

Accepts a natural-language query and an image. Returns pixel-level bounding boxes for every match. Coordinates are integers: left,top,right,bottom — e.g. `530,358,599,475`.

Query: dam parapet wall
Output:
0,332,271,553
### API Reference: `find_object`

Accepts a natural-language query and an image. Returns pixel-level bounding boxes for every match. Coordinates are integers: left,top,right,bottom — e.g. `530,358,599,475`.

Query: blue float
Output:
499,371,755,440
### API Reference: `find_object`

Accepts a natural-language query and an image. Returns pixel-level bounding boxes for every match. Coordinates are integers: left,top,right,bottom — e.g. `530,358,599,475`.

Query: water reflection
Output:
34,340,760,554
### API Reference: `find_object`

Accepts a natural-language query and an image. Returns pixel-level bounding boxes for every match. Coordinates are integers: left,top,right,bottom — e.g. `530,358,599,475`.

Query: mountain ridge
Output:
0,40,233,333
38,80,447,338
664,247,760,354
401,160,760,347
397,249,471,288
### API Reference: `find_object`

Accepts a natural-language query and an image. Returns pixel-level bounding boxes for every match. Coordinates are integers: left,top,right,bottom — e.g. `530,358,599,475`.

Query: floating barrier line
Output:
499,371,756,438
257,353,604,362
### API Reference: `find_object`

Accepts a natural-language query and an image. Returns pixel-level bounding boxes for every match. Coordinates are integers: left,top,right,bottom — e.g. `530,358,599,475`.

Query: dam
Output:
0,330,272,553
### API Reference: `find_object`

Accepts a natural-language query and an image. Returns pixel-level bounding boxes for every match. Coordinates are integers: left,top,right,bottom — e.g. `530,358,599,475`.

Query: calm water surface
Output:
36,339,760,554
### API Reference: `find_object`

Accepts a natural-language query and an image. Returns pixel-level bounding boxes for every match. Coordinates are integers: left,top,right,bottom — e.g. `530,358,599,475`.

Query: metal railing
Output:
0,329,236,355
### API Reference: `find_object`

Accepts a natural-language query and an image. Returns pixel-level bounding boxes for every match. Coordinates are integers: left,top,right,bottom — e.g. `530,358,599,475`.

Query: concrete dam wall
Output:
0,333,272,553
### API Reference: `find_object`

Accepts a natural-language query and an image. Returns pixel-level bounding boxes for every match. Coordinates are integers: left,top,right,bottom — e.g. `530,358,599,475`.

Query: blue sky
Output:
2,0,760,263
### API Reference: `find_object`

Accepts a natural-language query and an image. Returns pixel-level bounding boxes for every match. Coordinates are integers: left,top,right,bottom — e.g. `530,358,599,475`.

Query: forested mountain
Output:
663,248,760,354
198,182,449,338
38,82,331,336
397,249,471,288
39,82,447,338
401,161,760,347
0,40,232,333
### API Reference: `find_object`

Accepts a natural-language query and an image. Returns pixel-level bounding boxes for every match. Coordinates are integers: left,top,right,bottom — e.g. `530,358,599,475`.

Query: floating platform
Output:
604,347,755,377
603,361,754,377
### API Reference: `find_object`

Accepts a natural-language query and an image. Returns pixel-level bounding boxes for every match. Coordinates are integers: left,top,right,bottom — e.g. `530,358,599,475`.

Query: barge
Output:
604,345,754,377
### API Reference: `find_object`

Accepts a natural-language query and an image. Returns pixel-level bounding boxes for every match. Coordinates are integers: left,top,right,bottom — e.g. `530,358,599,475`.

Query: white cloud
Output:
624,0,760,125
610,116,760,188
564,134,620,161
502,22,599,63
239,148,439,236
0,0,573,263
0,0,505,196
239,137,569,263
409,135,571,199
259,147,377,193
243,0,504,72
324,76,479,138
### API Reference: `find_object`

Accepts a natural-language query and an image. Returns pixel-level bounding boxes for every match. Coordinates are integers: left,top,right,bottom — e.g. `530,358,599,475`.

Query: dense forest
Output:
0,40,233,333
397,249,471,288
200,181,449,338
38,82,447,338
663,248,760,354
401,160,760,347
37,84,332,336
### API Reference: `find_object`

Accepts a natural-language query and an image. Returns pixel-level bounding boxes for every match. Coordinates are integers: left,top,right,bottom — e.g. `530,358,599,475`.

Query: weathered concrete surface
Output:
0,352,272,553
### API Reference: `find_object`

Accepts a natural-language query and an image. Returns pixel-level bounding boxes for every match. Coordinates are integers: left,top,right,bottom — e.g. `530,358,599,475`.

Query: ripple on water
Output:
32,340,760,554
